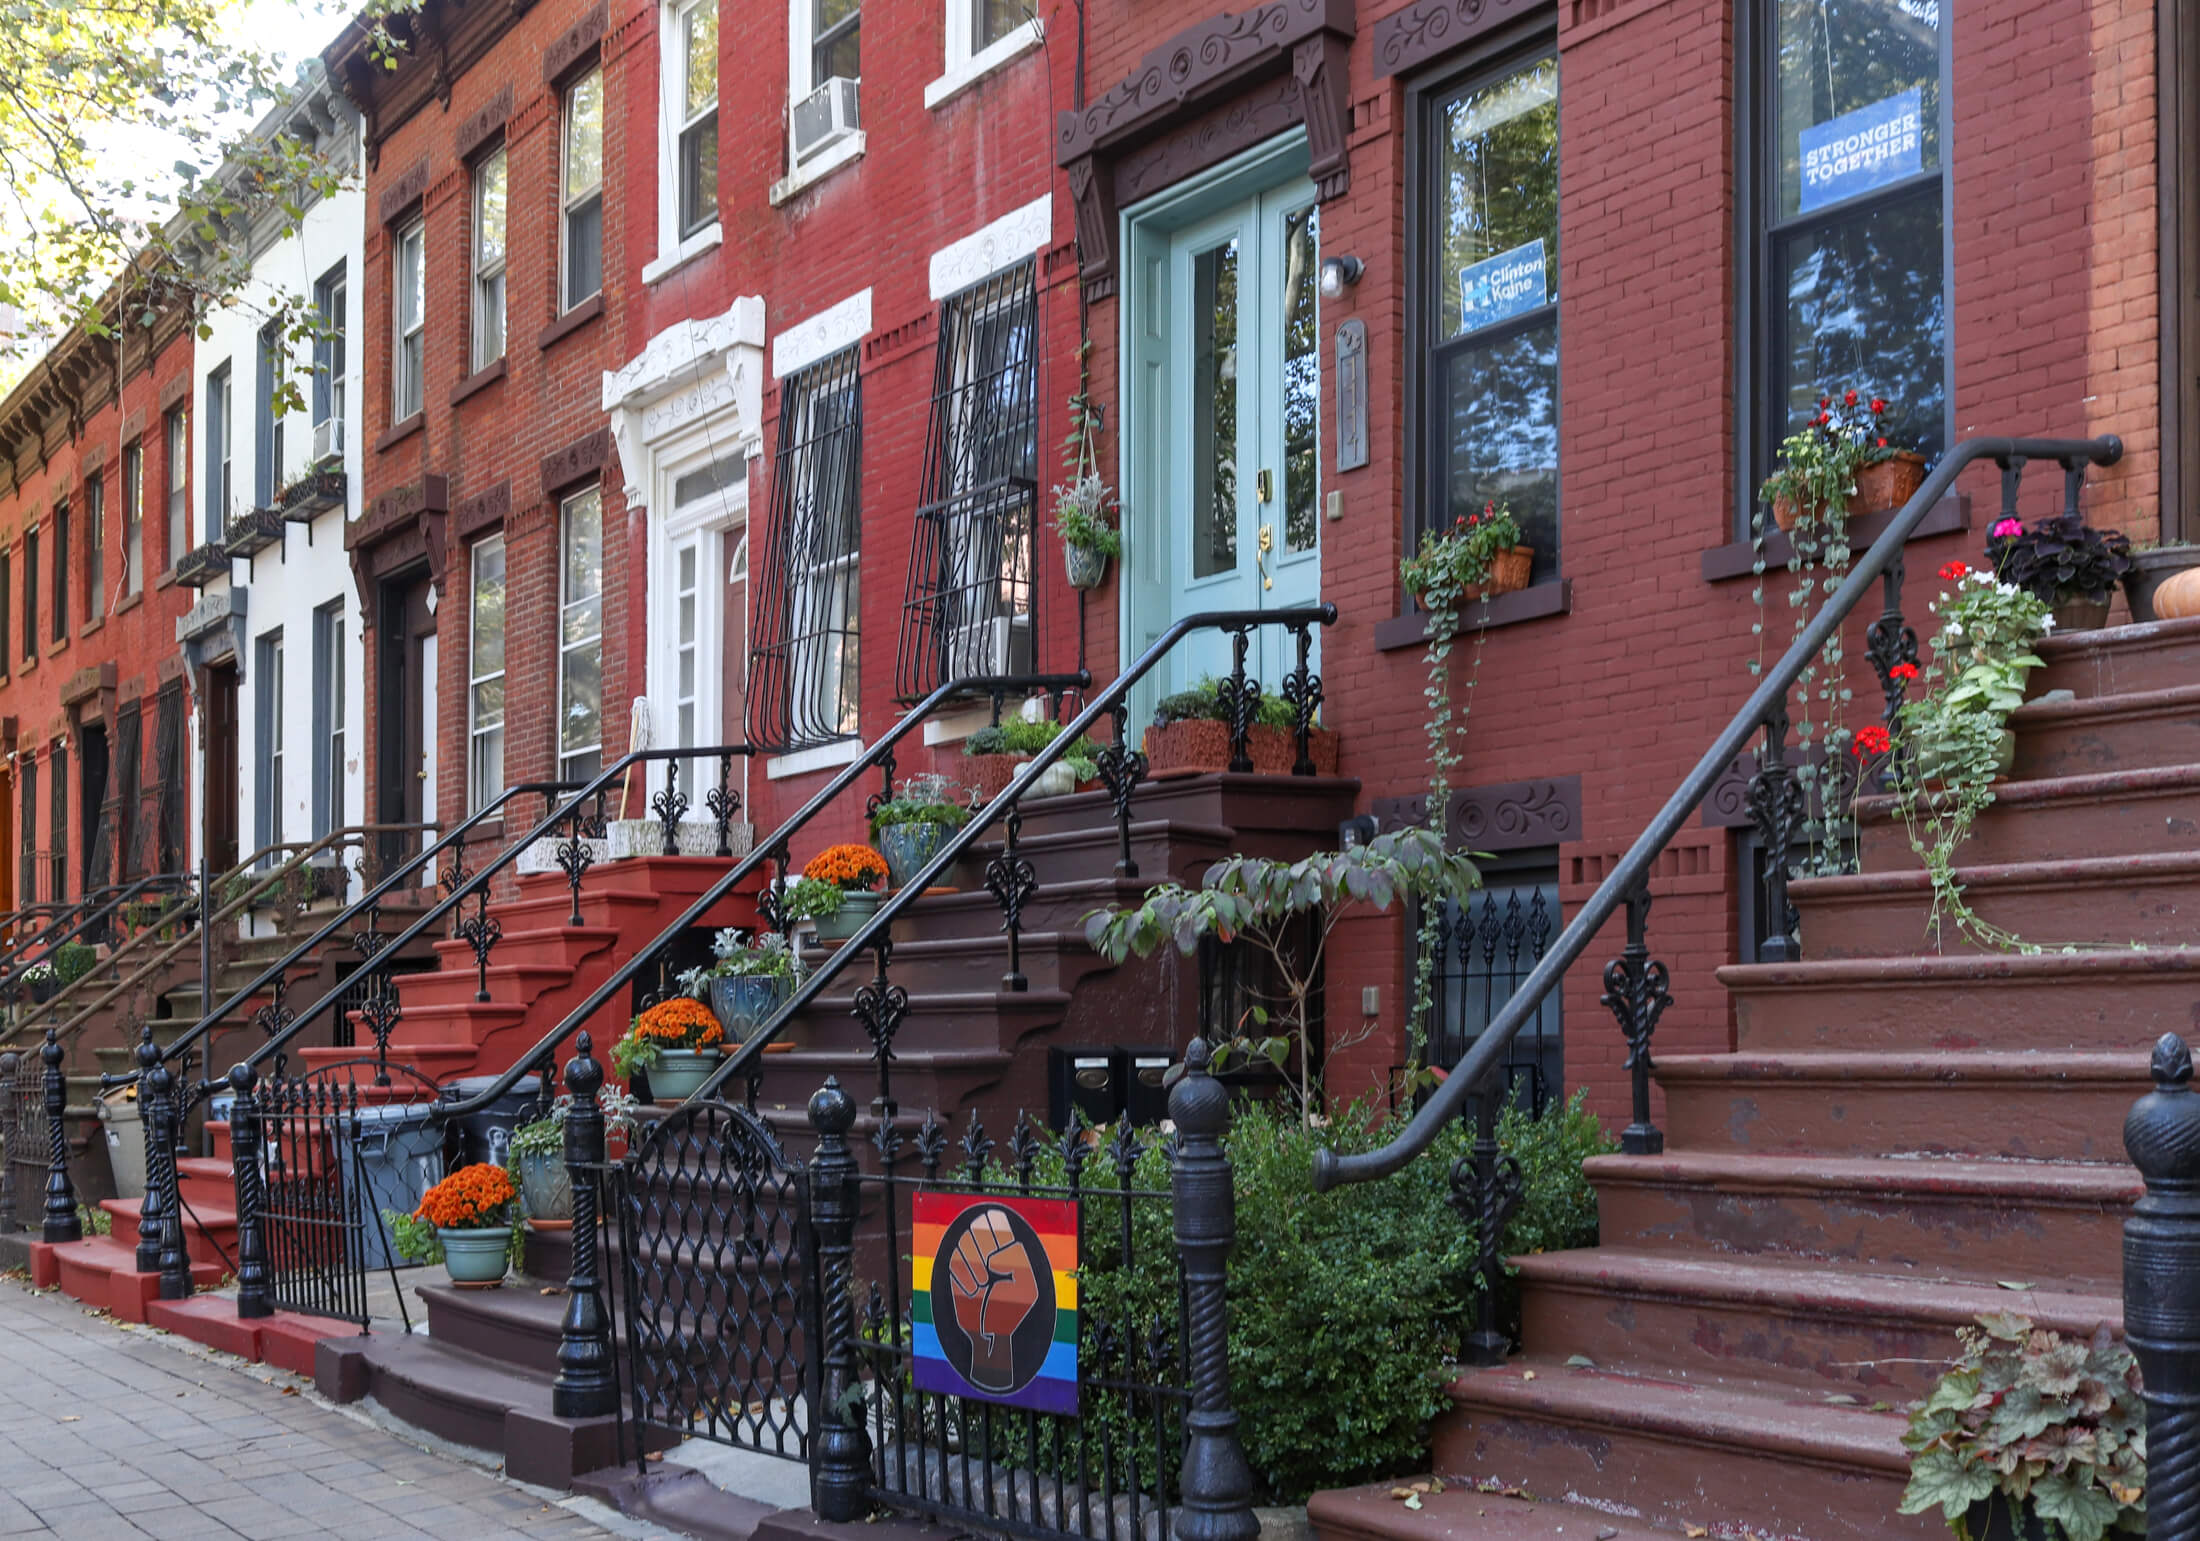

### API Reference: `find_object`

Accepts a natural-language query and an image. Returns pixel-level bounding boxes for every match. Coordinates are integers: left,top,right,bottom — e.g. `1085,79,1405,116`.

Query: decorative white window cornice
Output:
929,194,1053,300
771,288,871,379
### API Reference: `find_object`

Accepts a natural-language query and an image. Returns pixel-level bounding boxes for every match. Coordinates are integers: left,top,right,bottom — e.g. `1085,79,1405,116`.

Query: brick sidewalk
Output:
0,1277,619,1538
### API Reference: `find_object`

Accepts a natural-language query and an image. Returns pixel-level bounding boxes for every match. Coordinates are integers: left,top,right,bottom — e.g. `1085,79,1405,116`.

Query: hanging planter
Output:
1065,542,1110,590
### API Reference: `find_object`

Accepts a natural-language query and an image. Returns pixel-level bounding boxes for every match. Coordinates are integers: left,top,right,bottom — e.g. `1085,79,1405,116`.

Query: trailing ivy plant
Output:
1084,828,1480,1119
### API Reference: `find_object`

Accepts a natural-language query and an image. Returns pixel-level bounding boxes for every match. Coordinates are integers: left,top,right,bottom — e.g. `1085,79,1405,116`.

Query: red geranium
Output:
1852,725,1892,757
1889,661,1921,682
1938,560,1970,581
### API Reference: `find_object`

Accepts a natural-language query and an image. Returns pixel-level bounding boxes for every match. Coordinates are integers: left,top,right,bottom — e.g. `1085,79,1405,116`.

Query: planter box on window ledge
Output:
280,463,346,522
173,542,232,587
223,506,286,559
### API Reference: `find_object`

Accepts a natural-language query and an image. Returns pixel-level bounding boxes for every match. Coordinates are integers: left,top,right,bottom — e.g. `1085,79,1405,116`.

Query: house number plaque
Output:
1335,320,1368,471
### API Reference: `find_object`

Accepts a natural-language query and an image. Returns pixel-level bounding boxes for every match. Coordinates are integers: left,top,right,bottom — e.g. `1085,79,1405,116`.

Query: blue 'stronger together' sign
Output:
1798,89,1923,212
1457,238,1547,334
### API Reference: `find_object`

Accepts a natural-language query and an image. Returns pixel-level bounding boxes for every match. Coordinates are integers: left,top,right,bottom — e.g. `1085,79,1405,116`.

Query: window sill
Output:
17,653,34,674
642,222,723,285
450,358,507,407
924,22,1043,109
376,413,426,453
45,633,69,661
538,293,603,352
113,590,143,617
1373,579,1573,651
769,134,866,206
78,615,103,641
1699,491,1971,582
921,702,998,748
765,738,865,780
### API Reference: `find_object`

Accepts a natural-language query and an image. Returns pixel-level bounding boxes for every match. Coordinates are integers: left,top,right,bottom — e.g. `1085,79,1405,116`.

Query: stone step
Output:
1308,1477,1669,1541
397,960,583,1011
30,1234,225,1323
1655,1049,2144,1162
430,924,620,973
1432,1359,1937,1540
1512,1246,2121,1401
883,876,1164,945
1792,850,2200,957
2032,615,2200,698
789,931,1105,996
1720,947,2200,1052
101,1195,236,1269
2009,682,2200,778
1587,1149,2138,1287
419,1278,568,1376
960,818,1238,890
1855,762,2200,867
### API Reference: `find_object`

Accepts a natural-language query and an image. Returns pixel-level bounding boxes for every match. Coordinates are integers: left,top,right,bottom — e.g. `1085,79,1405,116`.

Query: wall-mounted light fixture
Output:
1318,255,1364,299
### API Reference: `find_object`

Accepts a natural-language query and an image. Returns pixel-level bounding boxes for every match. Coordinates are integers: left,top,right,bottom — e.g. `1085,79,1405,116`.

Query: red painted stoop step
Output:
1306,615,2200,1540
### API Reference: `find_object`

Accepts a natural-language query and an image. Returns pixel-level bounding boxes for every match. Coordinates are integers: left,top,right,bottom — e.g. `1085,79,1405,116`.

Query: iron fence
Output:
1421,871,1562,1117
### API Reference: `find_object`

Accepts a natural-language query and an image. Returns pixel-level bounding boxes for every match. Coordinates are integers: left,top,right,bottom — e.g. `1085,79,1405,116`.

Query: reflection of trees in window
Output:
1775,0,1940,217
1441,319,1559,575
1192,238,1239,580
1437,58,1557,340
1281,204,1321,554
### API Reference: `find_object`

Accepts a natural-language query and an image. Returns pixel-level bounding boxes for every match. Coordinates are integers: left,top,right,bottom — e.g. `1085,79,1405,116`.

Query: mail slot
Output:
1049,1047,1122,1131
1124,1051,1174,1128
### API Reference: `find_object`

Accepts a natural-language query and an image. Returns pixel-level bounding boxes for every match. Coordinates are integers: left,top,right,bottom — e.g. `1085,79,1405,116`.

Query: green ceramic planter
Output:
437,1227,510,1285
812,888,882,943
648,1048,720,1102
877,820,952,890
709,975,789,1043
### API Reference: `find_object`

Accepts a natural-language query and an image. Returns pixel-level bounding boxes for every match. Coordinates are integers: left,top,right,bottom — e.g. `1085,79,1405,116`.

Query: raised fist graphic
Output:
946,1206,1041,1391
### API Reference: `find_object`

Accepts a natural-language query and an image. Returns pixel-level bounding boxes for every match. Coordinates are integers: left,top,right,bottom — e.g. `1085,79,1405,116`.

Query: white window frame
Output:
313,265,348,458
560,68,606,313
556,486,605,779
471,147,508,371
206,363,233,543
648,434,749,753
925,0,1042,109
772,0,866,203
647,0,725,282
122,442,143,596
392,218,426,420
164,407,187,565
468,534,507,811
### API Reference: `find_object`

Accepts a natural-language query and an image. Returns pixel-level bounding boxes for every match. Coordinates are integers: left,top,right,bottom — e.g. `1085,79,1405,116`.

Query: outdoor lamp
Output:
1318,255,1364,298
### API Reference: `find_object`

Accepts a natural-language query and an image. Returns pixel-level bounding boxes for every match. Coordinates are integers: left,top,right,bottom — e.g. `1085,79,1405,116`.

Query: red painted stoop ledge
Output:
29,1238,353,1371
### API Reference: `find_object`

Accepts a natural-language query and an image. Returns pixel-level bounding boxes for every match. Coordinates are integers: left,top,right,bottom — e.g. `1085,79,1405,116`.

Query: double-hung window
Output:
256,321,284,507
393,218,426,420
206,363,233,543
0,551,11,678
472,148,508,370
561,69,605,311
812,0,859,82
751,348,862,749
1741,0,1948,532
312,601,346,838
255,629,284,853
122,444,143,596
22,527,37,661
1412,49,1559,586
674,2,718,238
164,407,188,563
51,499,67,640
18,757,34,905
48,740,65,903
469,535,507,809
557,491,604,780
84,475,103,622
313,264,347,459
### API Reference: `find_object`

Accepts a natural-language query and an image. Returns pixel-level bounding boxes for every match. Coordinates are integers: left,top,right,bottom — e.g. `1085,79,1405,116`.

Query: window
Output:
1414,51,1559,584
153,681,185,875
313,264,347,458
674,2,718,238
164,407,188,563
813,0,859,82
0,551,10,678
22,527,36,660
1743,0,1947,531
122,444,143,596
312,602,346,838
18,756,34,905
671,541,701,747
48,740,65,903
1419,857,1564,1112
972,0,1021,52
393,218,425,420
750,347,862,749
469,535,507,809
115,703,141,879
84,475,103,622
255,320,283,506
557,491,604,780
561,69,605,311
255,629,284,853
206,363,233,542
471,148,508,370
51,498,67,640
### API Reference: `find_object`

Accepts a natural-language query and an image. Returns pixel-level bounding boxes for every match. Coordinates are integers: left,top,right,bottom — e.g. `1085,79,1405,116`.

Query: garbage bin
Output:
340,1101,446,1271
439,1074,547,1170
99,1086,147,1201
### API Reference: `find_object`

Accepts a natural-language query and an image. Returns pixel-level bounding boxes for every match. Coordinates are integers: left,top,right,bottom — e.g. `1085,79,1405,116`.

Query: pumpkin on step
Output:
2150,563,2200,620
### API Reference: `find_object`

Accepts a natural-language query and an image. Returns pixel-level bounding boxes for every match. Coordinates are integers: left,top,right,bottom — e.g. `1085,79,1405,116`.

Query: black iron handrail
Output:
1313,433,2123,1194
680,606,1338,1109
428,673,1092,1121
0,873,188,995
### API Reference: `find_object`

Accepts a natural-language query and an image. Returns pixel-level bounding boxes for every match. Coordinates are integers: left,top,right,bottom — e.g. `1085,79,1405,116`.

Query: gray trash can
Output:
99,1087,147,1202
340,1101,446,1271
439,1074,546,1171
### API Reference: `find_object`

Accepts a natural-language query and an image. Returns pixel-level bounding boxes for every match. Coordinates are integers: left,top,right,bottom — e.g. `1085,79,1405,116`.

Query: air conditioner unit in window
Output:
311,416,344,463
944,615,1032,681
791,77,860,166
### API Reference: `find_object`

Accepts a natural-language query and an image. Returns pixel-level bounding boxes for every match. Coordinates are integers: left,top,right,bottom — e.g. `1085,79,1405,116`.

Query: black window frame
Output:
51,497,67,641
83,473,103,623
48,738,66,904
121,442,143,597
1402,17,1564,601
22,525,38,661
1732,0,1956,541
0,549,11,678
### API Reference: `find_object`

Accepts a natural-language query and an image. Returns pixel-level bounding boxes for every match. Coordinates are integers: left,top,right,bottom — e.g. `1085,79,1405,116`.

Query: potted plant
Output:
793,844,889,943
407,1163,519,1286
611,995,726,1101
961,718,1102,801
870,773,971,889
506,1084,637,1230
677,927,803,1043
1053,361,1120,590
1761,390,1923,533
1401,501,1531,606
19,961,55,1004
1986,510,2134,632
2123,541,2200,622
51,942,96,990
1899,1312,2144,1540
1142,678,1339,778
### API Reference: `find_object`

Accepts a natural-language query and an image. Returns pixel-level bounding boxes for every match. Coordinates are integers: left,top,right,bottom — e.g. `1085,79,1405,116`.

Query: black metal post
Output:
655,760,688,856
709,751,739,858
559,805,595,928
148,1060,191,1298
2124,1032,2200,1541
41,1028,79,1243
1169,1040,1257,1541
1602,878,1670,1157
553,1031,618,1419
229,1063,272,1319
1449,1087,1524,1368
807,1075,871,1522
1283,622,1322,777
1746,708,1805,964
984,809,1037,993
1863,556,1917,791
852,944,906,1121
131,1028,165,1272
1215,630,1259,775
0,1051,16,1237
1093,701,1145,879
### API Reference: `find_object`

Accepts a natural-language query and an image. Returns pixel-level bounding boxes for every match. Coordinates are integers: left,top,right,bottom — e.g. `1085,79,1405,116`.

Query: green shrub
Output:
962,718,1102,769
51,942,96,988
1152,677,1300,730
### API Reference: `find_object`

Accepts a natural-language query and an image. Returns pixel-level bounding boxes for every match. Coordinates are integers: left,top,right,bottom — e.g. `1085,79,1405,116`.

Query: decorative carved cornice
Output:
543,1,608,84
1371,774,1582,852
1371,0,1555,79
325,0,540,154
454,84,513,162
454,478,510,538
540,426,613,497
352,473,451,551
378,156,431,226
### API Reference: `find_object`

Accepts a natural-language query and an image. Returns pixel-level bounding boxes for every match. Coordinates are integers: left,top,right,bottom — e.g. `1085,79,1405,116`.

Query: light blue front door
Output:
1124,146,1323,713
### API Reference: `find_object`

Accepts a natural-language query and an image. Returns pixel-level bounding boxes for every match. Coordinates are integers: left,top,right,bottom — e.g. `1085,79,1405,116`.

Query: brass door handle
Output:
1257,523,1274,591
1256,469,1273,503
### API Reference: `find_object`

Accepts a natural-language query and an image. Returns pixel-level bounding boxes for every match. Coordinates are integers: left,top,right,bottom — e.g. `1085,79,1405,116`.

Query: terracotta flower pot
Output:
1142,719,1340,778
962,753,1028,801
1462,546,1533,600
1772,451,1928,533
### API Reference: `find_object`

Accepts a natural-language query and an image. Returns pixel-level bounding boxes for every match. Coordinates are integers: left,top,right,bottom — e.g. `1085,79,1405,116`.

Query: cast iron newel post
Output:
1601,877,1670,1157
807,1075,871,1522
1170,1040,1256,1541
229,1063,272,1319
0,1051,17,1237
41,1028,80,1243
2123,1032,2200,1540
130,1027,166,1273
553,1032,618,1419
148,1058,191,1299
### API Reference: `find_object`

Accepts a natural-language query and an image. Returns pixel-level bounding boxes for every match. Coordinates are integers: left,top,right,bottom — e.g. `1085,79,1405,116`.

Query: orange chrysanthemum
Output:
633,996,723,1051
803,843,888,892
415,1162,517,1229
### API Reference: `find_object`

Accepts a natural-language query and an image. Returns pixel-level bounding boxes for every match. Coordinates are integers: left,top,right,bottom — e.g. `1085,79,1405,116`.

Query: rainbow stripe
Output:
910,1193,1080,1415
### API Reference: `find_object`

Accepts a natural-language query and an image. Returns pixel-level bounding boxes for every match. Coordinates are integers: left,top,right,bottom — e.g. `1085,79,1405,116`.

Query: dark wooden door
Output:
376,571,435,871
77,723,108,895
205,665,241,872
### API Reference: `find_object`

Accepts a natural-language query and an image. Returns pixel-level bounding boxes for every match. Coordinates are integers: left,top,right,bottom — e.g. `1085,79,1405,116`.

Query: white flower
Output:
1945,620,1963,637
2041,615,2056,632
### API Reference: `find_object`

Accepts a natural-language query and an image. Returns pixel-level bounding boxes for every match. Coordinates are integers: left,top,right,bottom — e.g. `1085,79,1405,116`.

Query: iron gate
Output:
616,1097,811,1462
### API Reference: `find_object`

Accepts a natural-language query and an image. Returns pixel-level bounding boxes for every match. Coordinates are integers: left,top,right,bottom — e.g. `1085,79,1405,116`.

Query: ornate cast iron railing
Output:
1310,434,2124,1369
